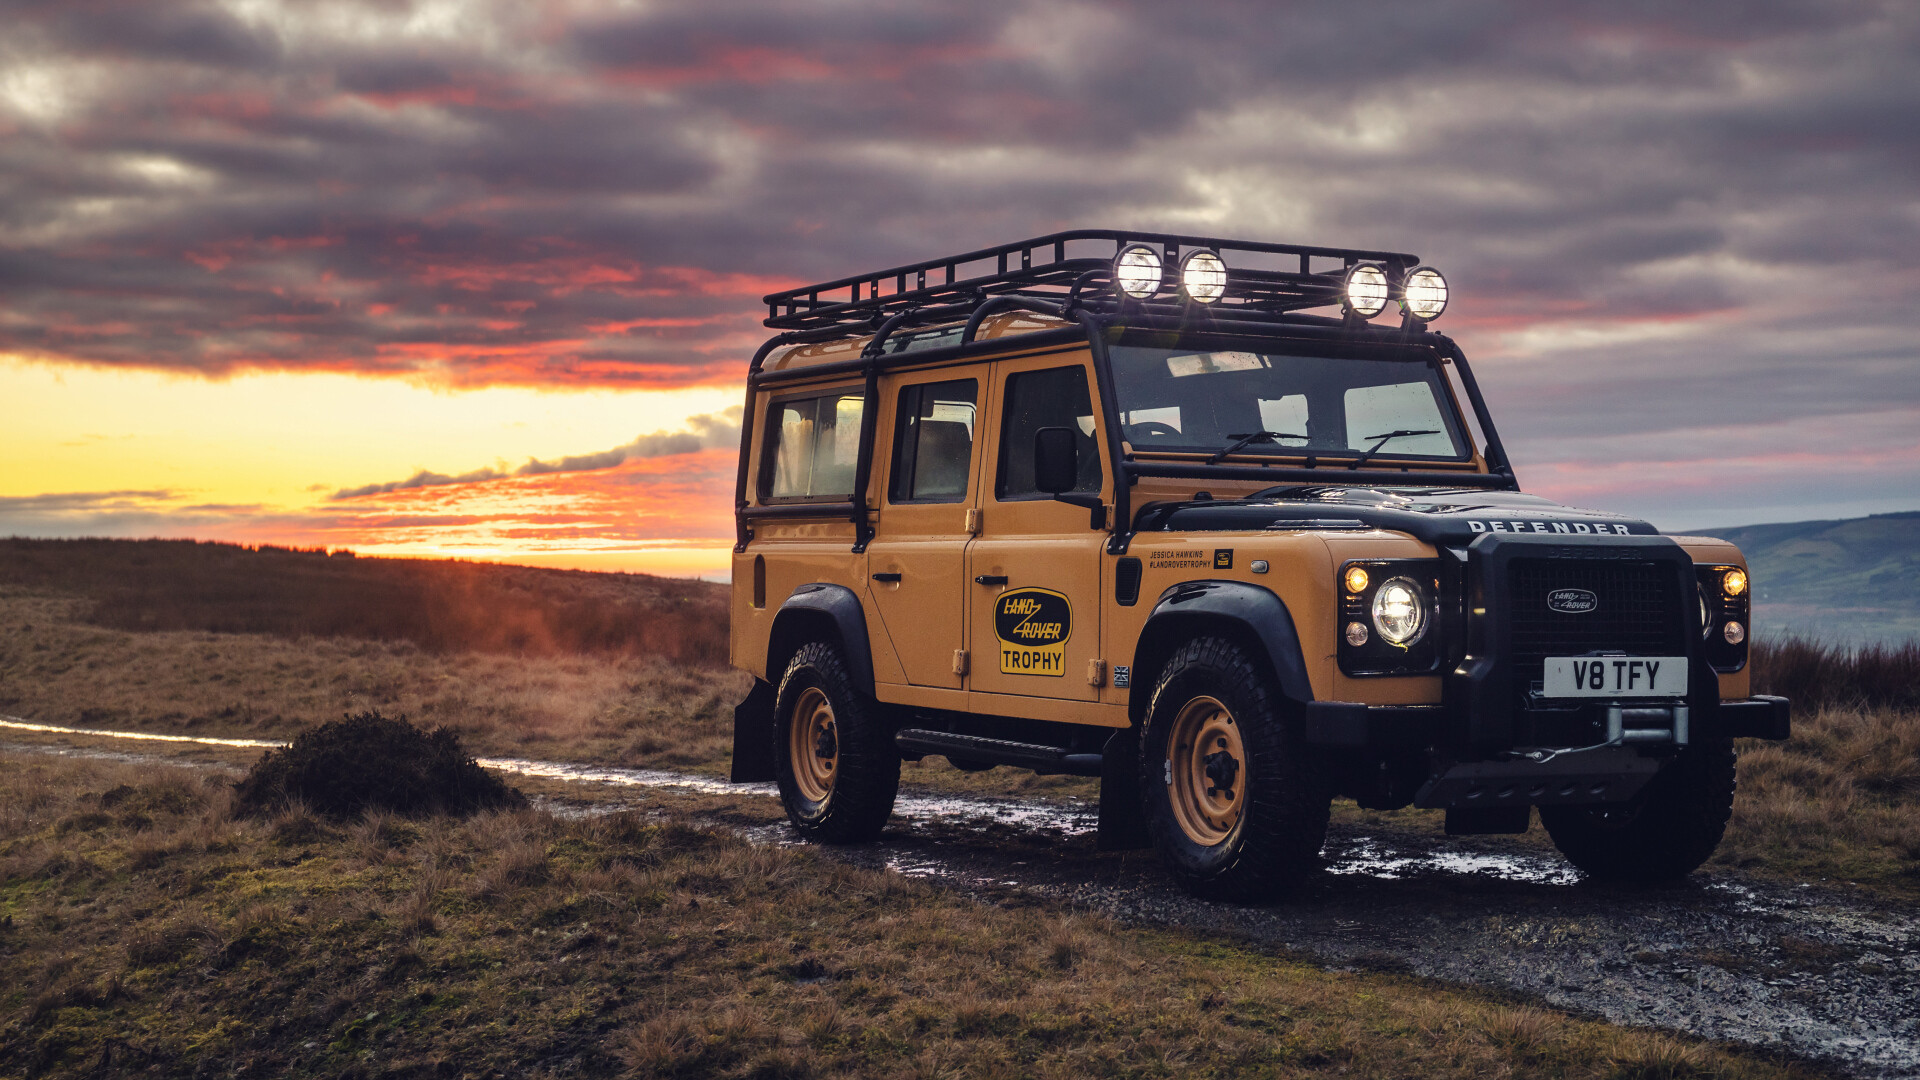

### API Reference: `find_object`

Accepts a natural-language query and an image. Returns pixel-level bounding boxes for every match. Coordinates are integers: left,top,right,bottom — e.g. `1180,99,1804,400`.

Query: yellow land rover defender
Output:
727,231,1790,901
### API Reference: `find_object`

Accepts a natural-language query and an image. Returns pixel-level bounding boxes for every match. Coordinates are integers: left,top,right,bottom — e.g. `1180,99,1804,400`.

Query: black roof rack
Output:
761,228,1421,332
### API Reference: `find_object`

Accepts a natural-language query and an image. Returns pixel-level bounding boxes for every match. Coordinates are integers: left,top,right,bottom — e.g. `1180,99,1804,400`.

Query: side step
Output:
894,729,1103,776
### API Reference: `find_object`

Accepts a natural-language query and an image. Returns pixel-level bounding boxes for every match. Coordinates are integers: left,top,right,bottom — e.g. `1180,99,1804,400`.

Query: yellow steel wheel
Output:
787,686,838,804
1166,695,1245,847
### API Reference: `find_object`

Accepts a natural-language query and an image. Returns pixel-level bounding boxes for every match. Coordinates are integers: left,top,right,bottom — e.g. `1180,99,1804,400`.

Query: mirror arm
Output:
1050,492,1107,530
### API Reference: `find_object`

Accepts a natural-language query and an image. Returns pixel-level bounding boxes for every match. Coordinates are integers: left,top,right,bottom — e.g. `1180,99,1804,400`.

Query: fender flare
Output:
767,583,876,694
1130,580,1316,716
734,583,878,784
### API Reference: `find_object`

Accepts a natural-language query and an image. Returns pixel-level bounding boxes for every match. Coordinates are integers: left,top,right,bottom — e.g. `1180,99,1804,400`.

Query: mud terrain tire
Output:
773,640,899,843
1140,637,1333,902
1540,739,1736,882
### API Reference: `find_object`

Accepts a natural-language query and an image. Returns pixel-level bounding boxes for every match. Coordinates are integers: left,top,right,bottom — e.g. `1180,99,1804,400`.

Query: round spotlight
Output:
1345,621,1370,647
1114,244,1163,300
1401,266,1448,322
1724,621,1747,645
1723,568,1748,597
1180,250,1226,304
1344,566,1370,594
1344,264,1389,318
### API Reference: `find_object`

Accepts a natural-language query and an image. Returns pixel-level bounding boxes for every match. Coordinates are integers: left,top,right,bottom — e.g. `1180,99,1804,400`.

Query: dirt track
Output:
7,720,1917,1078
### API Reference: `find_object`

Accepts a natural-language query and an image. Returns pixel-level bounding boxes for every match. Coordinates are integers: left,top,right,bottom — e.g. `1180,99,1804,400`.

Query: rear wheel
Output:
1141,637,1333,902
1540,739,1736,881
772,641,899,843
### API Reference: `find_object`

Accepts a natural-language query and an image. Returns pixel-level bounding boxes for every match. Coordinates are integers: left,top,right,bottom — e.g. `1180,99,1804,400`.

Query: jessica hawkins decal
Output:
994,587,1072,676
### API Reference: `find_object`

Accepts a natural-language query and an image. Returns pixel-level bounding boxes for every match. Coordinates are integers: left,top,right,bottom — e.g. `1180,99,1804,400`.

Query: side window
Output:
889,379,977,503
997,365,1102,499
763,389,864,500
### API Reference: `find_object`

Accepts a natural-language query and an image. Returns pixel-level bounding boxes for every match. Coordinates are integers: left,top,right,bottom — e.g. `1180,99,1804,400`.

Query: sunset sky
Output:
3,1,1916,578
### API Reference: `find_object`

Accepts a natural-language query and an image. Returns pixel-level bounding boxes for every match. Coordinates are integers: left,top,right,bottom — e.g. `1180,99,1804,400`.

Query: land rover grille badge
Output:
1547,588,1598,614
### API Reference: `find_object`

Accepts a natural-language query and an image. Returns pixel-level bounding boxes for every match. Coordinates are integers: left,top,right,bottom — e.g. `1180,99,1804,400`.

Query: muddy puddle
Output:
7,716,1916,1077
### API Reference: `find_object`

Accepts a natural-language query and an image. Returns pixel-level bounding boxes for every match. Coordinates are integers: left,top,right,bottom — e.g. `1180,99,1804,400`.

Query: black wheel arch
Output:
734,583,878,785
1128,580,1316,726
767,583,876,694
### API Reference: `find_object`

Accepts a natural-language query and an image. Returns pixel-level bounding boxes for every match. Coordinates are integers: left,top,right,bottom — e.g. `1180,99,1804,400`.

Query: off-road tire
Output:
772,641,899,843
1140,637,1334,902
1540,739,1736,882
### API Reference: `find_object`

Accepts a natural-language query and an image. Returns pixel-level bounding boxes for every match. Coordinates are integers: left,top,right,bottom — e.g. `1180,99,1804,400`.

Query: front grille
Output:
1507,558,1687,694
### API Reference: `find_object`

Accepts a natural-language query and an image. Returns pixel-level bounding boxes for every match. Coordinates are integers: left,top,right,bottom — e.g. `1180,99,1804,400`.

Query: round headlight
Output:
1698,583,1713,640
1401,266,1448,321
1114,244,1163,299
1180,250,1226,304
1370,577,1428,646
1723,568,1748,597
1344,264,1389,318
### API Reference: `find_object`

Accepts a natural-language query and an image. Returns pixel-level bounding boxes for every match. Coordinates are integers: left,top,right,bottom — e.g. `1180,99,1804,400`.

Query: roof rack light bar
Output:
762,229,1420,333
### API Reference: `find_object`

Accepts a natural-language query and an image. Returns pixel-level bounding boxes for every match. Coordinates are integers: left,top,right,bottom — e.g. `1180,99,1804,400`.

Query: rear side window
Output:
998,366,1101,499
763,389,864,500
889,379,977,503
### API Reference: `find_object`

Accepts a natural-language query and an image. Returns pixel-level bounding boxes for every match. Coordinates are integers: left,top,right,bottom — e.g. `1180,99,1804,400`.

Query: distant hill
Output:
0,538,730,665
1689,511,1920,646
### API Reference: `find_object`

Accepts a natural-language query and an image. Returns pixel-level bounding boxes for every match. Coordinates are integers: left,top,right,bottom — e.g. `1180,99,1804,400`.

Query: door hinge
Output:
952,650,970,676
964,507,982,536
1087,659,1106,687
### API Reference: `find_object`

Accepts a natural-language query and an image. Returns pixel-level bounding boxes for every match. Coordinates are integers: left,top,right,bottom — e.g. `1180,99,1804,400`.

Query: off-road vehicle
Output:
727,230,1790,900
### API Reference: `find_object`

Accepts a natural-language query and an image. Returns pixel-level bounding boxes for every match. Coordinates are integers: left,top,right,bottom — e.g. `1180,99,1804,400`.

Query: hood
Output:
1131,486,1657,548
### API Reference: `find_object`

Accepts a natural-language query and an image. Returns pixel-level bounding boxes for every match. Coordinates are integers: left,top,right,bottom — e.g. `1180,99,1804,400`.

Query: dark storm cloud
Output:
330,409,742,498
1,0,1916,521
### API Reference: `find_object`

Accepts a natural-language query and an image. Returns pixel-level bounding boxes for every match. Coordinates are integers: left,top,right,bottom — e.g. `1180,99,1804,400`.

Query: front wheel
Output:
772,641,899,843
1540,739,1736,882
1140,637,1333,902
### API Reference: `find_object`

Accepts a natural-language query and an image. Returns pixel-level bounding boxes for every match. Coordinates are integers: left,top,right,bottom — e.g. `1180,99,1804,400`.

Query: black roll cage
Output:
734,231,1518,555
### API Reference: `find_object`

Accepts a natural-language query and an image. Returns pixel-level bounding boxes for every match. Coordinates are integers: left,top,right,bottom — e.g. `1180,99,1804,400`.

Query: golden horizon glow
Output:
0,356,743,577
0,356,738,504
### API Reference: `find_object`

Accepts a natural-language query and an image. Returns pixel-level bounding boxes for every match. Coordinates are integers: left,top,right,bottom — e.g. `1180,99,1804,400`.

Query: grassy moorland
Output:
0,752,1823,1080
0,539,729,664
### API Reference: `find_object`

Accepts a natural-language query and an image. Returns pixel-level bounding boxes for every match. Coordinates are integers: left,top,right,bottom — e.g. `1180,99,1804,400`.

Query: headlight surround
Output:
1338,559,1442,676
1370,576,1430,647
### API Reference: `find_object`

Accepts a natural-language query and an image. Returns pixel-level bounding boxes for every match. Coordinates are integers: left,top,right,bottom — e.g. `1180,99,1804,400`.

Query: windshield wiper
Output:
1347,429,1440,470
1206,431,1307,465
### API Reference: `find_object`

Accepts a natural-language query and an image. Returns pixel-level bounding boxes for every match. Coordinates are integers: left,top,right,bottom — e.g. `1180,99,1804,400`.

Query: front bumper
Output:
1303,694,1791,752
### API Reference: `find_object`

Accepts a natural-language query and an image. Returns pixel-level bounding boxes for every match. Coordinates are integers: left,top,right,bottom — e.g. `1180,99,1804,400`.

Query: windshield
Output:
1108,342,1469,462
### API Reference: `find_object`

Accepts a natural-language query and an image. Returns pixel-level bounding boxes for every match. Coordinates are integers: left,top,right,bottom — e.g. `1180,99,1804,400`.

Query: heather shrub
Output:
233,711,525,820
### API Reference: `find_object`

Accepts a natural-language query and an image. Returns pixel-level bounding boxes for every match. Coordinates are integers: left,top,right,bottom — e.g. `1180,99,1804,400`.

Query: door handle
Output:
871,572,902,582
974,574,1008,585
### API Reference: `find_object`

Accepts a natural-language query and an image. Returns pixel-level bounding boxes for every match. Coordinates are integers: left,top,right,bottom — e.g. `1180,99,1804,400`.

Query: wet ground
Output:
7,717,1918,1078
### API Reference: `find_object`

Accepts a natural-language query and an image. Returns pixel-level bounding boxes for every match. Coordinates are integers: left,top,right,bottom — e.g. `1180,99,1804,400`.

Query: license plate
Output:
1543,656,1687,697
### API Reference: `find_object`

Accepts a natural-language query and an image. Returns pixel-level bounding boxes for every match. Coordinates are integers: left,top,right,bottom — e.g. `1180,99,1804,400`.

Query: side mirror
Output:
1033,427,1078,495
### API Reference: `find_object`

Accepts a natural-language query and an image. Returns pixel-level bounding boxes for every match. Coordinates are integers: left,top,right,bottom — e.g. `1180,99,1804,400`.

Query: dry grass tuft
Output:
1752,636,1920,712
1722,698,1920,885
